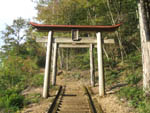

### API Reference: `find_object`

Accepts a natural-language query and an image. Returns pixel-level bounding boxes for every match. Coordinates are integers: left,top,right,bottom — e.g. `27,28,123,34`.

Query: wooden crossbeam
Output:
57,44,96,48
54,38,97,44
36,37,115,44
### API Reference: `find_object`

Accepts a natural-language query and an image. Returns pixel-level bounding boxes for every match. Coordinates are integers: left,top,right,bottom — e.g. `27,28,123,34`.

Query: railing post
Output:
96,32,105,96
43,31,53,98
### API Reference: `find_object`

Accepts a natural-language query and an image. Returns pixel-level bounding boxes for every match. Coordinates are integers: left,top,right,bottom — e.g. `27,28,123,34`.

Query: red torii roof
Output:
30,22,121,32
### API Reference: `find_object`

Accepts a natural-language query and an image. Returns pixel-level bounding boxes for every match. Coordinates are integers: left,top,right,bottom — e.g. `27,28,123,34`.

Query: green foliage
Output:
138,101,150,113
118,85,150,113
104,58,118,68
0,0,148,112
125,74,142,85
0,54,39,112
1,18,28,54
126,51,142,68
105,69,121,85
0,88,24,113
64,49,90,70
118,86,144,107
30,74,44,87
0,18,45,112
24,93,41,105
115,51,148,112
72,73,81,80
73,51,90,70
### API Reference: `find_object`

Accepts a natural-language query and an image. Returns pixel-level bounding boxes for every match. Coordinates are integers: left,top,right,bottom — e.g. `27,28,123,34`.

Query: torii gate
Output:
30,22,121,98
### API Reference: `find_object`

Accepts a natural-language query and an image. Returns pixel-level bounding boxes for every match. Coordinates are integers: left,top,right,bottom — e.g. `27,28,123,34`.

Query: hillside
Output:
0,0,150,113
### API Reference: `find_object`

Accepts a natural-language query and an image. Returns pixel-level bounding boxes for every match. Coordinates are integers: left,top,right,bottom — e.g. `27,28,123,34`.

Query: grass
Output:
118,85,150,113
0,88,24,113
0,45,147,113
62,71,82,80
24,93,41,105
104,51,150,113
105,69,121,86
30,73,44,87
0,72,44,113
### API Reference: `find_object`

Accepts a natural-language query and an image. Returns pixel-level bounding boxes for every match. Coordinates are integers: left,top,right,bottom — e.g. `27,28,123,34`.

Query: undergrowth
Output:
0,88,24,112
0,55,44,113
105,51,150,113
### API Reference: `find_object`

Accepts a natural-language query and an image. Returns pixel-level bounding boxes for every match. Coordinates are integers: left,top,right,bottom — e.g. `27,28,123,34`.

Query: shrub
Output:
0,88,24,113
126,74,142,85
119,87,143,102
105,69,121,85
138,101,150,113
0,55,39,112
30,74,44,87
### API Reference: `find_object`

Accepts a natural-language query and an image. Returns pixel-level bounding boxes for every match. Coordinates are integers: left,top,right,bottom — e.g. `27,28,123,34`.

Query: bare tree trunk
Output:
138,0,150,94
66,48,69,71
103,45,109,60
58,48,63,69
105,0,126,62
131,42,141,52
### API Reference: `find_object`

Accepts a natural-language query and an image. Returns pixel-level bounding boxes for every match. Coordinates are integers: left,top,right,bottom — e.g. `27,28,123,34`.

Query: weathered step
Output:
55,86,92,113
58,111,90,113
59,107,90,111
64,89,84,91
65,87,83,90
58,110,90,113
62,96,85,98
61,97,88,104
61,101,88,105
63,93,85,95
60,105,90,109
60,103,89,106
58,112,90,113
61,97,87,100
61,100,88,103
64,91,84,93
62,97,87,100
63,92,85,95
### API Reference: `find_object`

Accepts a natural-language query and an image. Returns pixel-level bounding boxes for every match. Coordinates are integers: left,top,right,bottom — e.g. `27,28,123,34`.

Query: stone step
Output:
60,105,90,109
59,107,90,111
58,111,90,113
61,101,88,105
58,110,90,113
56,86,91,113
64,92,84,93
63,92,85,94
61,98,87,101
62,97,87,102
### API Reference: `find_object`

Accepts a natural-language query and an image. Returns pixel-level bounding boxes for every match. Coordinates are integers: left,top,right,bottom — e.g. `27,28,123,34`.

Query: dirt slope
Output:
21,70,136,113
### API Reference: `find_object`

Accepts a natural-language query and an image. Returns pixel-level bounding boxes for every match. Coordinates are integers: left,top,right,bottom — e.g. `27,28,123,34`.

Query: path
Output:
21,70,136,113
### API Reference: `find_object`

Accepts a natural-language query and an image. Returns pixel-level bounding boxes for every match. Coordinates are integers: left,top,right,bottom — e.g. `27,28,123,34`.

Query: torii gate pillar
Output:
97,32,105,96
43,31,53,98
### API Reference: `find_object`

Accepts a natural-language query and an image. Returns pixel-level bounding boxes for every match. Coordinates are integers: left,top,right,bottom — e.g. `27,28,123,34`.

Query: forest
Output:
0,0,150,113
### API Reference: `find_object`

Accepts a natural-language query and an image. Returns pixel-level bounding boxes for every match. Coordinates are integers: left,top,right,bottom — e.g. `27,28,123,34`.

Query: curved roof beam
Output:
30,22,121,32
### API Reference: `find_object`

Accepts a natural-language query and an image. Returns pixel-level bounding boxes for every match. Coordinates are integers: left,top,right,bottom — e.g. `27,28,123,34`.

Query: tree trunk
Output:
138,0,150,94
66,48,69,71
58,48,64,69
105,0,126,62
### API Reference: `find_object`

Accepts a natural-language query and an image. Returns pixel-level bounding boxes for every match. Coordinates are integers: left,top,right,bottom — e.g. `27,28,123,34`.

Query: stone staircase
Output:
57,86,91,113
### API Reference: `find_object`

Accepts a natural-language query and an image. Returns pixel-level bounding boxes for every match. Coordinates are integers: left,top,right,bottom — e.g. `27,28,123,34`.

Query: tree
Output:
1,17,28,55
138,0,150,94
0,17,44,112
